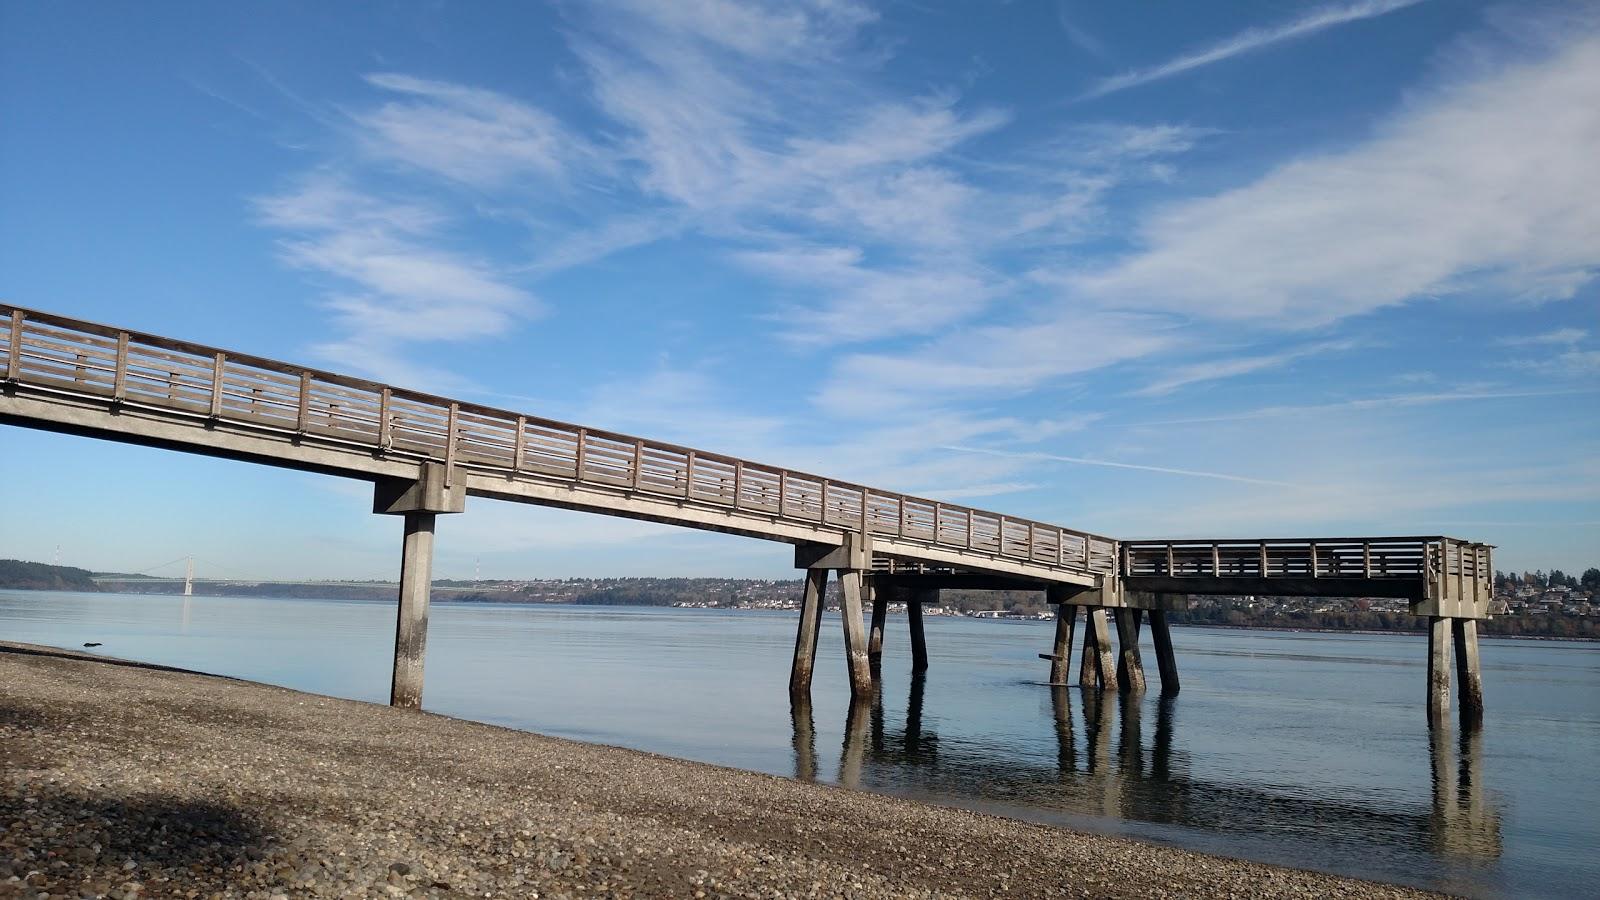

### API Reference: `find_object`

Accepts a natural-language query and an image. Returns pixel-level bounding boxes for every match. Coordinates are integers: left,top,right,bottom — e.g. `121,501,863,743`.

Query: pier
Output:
1,303,1491,725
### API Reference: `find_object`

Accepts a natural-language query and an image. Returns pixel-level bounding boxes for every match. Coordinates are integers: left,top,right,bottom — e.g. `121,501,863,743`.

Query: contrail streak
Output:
941,445,1299,487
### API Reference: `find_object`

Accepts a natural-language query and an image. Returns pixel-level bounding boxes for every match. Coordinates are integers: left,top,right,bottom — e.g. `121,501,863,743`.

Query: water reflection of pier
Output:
792,682,1501,862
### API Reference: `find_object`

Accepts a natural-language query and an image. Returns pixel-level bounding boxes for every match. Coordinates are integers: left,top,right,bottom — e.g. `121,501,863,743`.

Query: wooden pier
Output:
0,304,1491,725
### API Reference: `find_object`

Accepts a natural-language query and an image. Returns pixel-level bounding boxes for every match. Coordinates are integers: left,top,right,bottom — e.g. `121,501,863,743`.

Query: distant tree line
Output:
1166,600,1597,639
0,560,101,592
1496,568,1600,592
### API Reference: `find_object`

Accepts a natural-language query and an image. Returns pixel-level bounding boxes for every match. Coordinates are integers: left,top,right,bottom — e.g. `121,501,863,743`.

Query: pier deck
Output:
0,303,1493,721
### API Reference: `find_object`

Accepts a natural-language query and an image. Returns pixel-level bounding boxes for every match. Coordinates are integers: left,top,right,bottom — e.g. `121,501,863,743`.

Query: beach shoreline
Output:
0,641,1441,898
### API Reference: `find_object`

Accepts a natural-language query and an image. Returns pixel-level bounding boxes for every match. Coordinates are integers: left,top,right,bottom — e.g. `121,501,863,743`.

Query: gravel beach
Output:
1,642,1441,899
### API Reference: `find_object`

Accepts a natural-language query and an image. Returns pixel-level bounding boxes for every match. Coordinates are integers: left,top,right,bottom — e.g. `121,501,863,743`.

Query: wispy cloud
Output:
354,73,601,187
922,481,1042,500
943,445,1300,487
255,174,537,386
1133,340,1359,397
1497,327,1588,346
1065,27,1600,325
1125,388,1599,427
1057,5,1113,62
739,245,1000,343
815,312,1176,417
1081,0,1426,99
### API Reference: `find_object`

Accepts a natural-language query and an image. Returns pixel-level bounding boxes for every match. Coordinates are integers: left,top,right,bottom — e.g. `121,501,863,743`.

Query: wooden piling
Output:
908,588,930,674
1427,616,1451,726
1149,608,1179,694
1452,618,1484,726
838,570,874,698
789,568,828,697
390,511,436,709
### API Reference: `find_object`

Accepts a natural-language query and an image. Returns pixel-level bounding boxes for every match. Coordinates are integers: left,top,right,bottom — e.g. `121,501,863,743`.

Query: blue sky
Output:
2,0,1596,581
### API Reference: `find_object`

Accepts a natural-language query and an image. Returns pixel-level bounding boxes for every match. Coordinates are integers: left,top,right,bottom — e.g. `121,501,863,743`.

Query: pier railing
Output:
0,304,1118,576
1121,537,1492,585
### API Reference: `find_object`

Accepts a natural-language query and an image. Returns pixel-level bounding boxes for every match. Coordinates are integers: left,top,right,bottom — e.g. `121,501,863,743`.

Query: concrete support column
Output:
789,568,828,697
907,589,930,675
1114,608,1147,693
1148,609,1180,695
1078,614,1100,688
1085,607,1118,691
838,569,875,698
1427,616,1452,726
390,511,436,710
1044,603,1078,685
866,578,887,675
1452,618,1484,726
375,462,464,710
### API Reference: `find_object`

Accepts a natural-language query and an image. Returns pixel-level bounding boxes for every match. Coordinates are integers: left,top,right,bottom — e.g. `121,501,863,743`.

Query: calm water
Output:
2,591,1596,898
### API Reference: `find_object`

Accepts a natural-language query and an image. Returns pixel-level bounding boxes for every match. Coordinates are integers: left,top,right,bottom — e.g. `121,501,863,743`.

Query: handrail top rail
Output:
0,301,1117,551
1123,536,1493,548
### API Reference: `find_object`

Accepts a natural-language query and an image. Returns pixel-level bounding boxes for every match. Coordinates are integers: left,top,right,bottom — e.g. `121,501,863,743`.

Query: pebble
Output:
1,642,1442,899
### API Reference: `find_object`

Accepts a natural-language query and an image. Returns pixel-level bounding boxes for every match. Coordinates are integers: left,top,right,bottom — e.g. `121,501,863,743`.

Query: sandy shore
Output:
0,643,1440,899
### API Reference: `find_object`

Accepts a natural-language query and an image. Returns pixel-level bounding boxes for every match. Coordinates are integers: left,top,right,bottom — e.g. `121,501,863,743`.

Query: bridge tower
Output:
183,556,194,597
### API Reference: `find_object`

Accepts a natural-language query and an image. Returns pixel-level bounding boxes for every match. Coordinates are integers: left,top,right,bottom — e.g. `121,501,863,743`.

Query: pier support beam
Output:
789,568,828,697
1079,618,1099,688
1114,609,1146,693
390,512,435,709
838,570,874,698
1148,609,1180,695
1081,608,1118,691
867,578,887,675
1452,618,1484,726
908,589,930,675
1041,590,1078,685
1427,616,1451,726
795,534,874,700
374,462,464,710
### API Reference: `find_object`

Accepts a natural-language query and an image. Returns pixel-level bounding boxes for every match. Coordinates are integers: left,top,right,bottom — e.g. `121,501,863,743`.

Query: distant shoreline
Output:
1172,622,1599,643
6,584,1596,642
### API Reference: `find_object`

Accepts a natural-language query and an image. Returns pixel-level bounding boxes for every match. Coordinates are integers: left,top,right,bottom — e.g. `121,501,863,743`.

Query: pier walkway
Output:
0,304,1490,724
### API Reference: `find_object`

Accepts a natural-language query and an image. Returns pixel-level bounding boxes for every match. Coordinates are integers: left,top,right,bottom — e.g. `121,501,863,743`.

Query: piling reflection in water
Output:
1430,723,1501,860
797,679,1501,866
